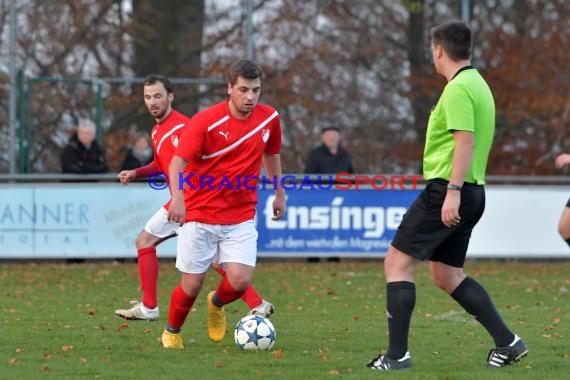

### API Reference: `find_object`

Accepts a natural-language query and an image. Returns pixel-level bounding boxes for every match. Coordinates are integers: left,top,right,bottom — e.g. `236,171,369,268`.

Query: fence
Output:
13,75,226,174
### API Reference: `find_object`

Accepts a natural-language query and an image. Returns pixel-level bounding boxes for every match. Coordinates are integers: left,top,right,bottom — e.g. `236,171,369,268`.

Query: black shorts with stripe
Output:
391,179,485,268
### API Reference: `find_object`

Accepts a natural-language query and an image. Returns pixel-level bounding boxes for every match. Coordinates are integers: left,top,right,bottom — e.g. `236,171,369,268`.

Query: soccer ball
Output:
234,315,276,351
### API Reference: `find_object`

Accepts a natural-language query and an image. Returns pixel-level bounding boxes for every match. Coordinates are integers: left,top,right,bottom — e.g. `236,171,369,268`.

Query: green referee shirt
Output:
423,68,495,185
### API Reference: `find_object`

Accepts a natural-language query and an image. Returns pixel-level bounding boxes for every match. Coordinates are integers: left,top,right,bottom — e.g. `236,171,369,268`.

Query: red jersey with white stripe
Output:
150,109,190,207
175,100,281,224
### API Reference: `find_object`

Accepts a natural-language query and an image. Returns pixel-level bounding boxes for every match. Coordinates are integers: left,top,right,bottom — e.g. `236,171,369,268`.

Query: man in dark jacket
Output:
303,126,353,263
304,127,353,174
120,133,154,171
61,119,108,179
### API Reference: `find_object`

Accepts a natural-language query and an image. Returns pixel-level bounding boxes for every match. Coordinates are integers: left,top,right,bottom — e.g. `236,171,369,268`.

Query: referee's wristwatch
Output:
447,183,462,191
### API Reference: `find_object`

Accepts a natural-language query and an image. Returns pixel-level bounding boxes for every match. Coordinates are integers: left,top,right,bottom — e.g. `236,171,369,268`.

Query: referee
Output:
366,20,528,371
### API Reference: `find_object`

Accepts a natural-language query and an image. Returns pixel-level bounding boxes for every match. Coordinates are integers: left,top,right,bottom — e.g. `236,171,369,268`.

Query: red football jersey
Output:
150,109,190,207
175,100,281,224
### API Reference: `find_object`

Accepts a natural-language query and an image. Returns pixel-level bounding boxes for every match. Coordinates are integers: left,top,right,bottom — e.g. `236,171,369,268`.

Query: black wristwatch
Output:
447,183,462,191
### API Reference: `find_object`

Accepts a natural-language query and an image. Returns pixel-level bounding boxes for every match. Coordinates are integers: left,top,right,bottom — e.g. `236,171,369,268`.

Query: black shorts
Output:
391,180,485,268
566,197,570,208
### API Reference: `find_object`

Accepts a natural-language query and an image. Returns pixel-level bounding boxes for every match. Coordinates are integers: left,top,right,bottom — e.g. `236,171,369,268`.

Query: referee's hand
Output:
441,192,461,228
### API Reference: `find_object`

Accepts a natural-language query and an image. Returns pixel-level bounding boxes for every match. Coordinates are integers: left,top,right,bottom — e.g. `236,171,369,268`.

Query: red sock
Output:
137,247,158,309
214,266,262,308
168,285,196,330
216,275,245,305
214,265,226,277
241,285,263,309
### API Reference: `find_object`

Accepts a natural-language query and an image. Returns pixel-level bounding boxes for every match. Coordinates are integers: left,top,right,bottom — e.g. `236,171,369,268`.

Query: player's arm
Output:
117,161,158,185
167,155,188,223
442,130,474,228
263,153,286,220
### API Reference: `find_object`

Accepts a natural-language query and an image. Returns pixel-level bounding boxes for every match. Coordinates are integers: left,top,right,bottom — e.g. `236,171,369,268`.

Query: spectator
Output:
120,133,153,171
61,119,108,179
304,127,354,174
304,126,352,262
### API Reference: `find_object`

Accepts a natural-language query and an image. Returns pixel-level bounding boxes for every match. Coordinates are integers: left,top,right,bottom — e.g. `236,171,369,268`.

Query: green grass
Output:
1,259,568,379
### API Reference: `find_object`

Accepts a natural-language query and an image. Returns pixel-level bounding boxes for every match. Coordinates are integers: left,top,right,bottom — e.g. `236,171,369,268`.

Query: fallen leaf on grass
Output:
215,361,222,368
10,358,19,365
273,348,283,359
329,369,340,376
43,352,52,360
62,345,74,351
116,323,129,331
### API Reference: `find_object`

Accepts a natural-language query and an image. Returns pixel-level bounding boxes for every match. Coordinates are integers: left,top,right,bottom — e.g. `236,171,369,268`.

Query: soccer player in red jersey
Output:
115,74,274,322
161,59,286,348
555,153,570,248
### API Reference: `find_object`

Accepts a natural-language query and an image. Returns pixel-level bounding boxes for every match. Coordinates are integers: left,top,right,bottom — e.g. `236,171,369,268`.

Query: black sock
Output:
565,237,570,248
451,277,514,347
385,281,416,359
212,292,224,307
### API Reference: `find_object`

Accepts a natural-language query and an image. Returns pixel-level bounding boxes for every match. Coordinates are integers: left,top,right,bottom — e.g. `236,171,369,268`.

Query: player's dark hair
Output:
143,74,174,94
227,59,264,85
430,20,472,61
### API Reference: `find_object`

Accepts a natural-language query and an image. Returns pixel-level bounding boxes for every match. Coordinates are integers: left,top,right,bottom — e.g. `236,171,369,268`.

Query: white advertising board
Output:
0,183,568,259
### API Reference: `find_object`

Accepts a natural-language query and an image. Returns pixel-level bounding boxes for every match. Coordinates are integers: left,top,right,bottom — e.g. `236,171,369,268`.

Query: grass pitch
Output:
1,259,568,379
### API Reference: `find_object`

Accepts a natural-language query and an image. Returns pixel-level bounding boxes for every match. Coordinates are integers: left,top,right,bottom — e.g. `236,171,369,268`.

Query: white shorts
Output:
176,220,258,274
144,207,181,239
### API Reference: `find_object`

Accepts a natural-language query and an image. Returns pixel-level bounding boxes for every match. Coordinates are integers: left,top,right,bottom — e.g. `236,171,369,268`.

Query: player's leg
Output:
430,184,527,368
207,220,257,341
431,260,527,367
557,200,570,247
367,180,456,371
367,244,417,371
162,221,217,348
115,207,178,320
213,263,274,317
431,260,515,346
162,271,207,349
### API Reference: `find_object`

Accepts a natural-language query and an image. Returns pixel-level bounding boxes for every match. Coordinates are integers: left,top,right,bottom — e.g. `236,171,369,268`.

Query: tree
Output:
1,0,569,177
116,0,206,133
